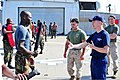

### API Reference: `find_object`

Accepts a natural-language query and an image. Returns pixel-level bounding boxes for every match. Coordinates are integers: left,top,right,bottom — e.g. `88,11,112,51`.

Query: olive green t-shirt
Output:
67,29,86,44
105,24,119,42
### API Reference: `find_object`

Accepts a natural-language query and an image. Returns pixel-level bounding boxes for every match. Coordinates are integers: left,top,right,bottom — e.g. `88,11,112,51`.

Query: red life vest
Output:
32,24,34,33
36,27,39,33
6,24,15,47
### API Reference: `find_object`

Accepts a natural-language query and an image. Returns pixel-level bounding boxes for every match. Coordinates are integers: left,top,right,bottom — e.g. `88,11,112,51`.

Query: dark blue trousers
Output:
91,56,108,80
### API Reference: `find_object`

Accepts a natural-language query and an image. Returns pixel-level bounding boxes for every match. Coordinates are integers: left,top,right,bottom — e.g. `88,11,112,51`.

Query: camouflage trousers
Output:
3,40,13,64
107,42,118,72
51,30,57,38
40,35,44,52
15,52,31,75
67,49,82,78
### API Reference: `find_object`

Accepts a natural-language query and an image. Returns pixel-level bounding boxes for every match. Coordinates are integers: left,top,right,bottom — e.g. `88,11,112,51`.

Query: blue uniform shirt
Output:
15,25,30,51
86,30,110,58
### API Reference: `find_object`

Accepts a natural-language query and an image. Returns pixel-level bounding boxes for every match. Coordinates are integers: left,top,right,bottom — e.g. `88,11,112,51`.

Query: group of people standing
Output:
49,22,58,39
0,10,119,80
31,20,58,54
64,15,119,80
31,20,58,41
0,10,59,80
1,11,41,80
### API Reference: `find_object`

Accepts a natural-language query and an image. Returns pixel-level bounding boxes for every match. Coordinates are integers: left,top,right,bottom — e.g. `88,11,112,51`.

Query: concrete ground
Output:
0,36,120,80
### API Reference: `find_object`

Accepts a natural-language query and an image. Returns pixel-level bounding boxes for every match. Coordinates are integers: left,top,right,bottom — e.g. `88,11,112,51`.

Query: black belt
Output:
70,48,81,50
92,56,106,60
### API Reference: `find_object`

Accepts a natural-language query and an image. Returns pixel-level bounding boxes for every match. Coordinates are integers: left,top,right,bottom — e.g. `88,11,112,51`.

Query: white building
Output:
2,0,120,35
2,0,80,35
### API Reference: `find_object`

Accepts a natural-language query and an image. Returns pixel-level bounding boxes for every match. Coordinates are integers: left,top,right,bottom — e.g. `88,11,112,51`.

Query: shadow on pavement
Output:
0,48,3,50
52,79,68,80
81,76,91,80
107,75,119,79
51,76,91,80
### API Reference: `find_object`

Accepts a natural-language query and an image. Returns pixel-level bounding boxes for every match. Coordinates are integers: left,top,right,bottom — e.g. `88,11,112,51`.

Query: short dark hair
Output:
20,11,26,18
71,18,79,23
20,11,31,18
109,15,116,19
6,18,12,24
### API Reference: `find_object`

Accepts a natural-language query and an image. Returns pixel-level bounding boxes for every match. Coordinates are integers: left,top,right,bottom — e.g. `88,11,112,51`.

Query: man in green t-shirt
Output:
64,18,86,80
105,15,119,78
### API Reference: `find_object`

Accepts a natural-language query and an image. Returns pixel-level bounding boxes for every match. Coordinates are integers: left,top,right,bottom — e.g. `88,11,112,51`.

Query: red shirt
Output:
32,24,34,33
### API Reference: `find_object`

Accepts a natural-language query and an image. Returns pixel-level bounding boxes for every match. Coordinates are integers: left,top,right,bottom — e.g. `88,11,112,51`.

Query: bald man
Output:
15,11,39,79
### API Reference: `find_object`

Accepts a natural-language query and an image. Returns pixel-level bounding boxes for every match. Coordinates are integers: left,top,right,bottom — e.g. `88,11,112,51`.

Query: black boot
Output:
39,51,43,54
8,57,14,69
8,64,15,69
39,49,43,54
69,76,75,80
4,58,8,64
30,65,35,71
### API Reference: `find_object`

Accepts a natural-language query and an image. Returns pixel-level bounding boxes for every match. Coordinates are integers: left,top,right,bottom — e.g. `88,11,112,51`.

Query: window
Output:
79,2,96,10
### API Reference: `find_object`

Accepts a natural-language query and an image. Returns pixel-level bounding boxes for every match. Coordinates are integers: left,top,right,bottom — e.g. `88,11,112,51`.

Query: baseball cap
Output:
89,16,103,22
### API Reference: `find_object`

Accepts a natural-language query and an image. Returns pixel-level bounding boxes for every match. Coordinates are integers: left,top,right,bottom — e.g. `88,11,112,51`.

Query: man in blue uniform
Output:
70,16,110,80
